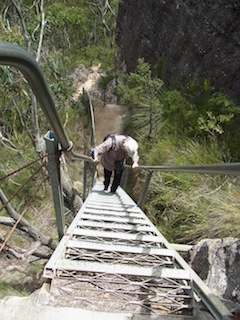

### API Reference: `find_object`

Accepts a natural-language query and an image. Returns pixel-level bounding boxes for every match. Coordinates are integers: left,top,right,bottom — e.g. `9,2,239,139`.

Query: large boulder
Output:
189,238,240,304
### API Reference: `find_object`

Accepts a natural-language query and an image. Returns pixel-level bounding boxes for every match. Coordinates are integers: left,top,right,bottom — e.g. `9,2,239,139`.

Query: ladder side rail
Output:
118,187,231,320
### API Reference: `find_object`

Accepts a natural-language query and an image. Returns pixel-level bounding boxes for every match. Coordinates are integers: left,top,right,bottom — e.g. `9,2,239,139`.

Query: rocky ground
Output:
70,63,128,145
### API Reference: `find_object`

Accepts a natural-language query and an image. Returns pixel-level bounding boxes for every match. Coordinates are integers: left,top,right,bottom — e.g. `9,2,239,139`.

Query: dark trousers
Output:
104,167,123,192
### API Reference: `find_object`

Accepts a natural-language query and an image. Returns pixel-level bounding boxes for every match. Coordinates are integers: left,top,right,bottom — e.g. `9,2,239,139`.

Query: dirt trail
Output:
71,64,128,144
73,65,128,178
93,101,128,145
72,65,102,101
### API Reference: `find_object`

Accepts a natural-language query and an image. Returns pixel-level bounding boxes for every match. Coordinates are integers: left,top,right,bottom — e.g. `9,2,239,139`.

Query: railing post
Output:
91,165,96,189
138,171,153,208
83,160,88,201
44,131,65,240
122,167,130,190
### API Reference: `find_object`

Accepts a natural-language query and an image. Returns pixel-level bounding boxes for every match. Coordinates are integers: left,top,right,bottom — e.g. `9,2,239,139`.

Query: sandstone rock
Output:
189,238,240,303
0,265,33,286
69,65,89,89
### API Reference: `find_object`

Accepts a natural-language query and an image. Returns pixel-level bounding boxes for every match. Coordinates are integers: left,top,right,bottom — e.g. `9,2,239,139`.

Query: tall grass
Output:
142,137,240,243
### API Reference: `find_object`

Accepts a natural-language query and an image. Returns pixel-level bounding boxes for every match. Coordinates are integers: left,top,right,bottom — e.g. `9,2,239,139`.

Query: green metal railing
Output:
0,41,93,240
0,41,92,163
82,89,97,201
136,162,240,207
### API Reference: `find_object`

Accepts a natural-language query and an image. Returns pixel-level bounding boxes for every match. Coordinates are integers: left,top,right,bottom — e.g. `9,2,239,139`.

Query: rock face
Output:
115,0,240,103
189,238,240,304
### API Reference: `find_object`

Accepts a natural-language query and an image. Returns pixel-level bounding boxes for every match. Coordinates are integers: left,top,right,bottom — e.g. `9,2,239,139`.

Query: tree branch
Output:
0,188,57,250
10,0,31,52
0,236,51,260
36,0,46,63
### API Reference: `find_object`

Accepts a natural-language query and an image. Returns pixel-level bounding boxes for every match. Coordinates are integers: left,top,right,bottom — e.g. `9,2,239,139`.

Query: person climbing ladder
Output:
93,133,139,193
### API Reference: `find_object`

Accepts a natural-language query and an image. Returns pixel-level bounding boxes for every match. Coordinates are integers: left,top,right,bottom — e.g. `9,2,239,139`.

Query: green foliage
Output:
98,74,114,90
45,3,88,49
8,233,25,247
180,78,240,151
43,1,118,71
120,61,240,243
198,111,233,137
48,75,75,121
0,25,24,46
143,138,238,243
183,77,211,106
1,0,119,75
47,4,87,27
118,58,164,138
0,280,26,298
179,186,240,242
120,61,240,158
145,136,223,167
77,40,116,70
154,55,165,78
160,90,196,136
28,261,43,275
119,58,164,106
0,67,31,135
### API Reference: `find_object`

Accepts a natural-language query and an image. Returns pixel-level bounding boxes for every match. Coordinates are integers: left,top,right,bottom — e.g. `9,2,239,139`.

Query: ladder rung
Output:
80,213,148,225
83,208,143,217
54,260,191,280
66,240,173,256
87,201,141,213
78,220,156,232
72,228,164,243
87,201,124,208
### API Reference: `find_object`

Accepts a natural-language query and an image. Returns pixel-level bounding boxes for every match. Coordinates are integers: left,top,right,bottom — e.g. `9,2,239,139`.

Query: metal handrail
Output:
82,90,97,200
0,41,92,163
126,162,240,207
137,162,240,175
84,89,97,184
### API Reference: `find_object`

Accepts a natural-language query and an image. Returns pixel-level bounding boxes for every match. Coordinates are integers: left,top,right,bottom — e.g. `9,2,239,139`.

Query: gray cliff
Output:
115,0,240,103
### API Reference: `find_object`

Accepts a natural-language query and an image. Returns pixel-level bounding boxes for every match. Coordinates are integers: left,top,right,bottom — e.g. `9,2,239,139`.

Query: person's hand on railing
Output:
93,156,99,165
132,161,139,169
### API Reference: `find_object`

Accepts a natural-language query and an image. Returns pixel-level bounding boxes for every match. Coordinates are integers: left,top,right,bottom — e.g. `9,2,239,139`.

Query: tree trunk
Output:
61,161,83,215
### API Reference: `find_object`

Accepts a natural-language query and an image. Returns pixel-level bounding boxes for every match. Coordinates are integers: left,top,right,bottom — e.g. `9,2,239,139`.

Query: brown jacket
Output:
94,135,139,171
